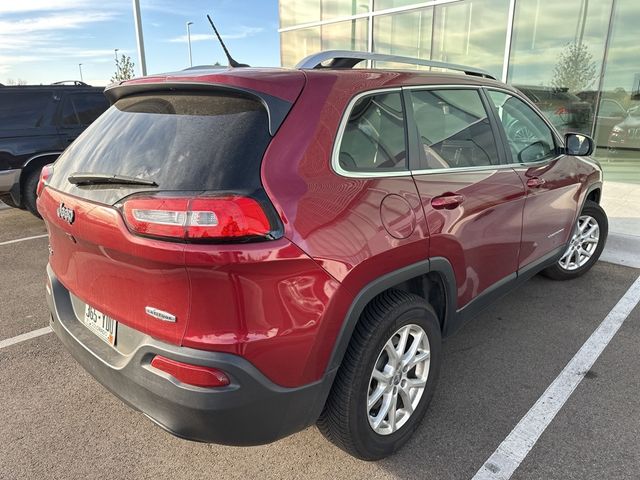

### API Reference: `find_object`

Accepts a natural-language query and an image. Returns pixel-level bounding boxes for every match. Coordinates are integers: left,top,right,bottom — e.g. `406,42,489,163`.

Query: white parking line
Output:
0,326,52,350
0,234,48,246
472,274,640,480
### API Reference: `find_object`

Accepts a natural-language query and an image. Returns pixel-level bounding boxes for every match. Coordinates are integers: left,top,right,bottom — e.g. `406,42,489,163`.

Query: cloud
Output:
167,26,264,43
0,1,94,14
0,12,117,36
0,8,122,75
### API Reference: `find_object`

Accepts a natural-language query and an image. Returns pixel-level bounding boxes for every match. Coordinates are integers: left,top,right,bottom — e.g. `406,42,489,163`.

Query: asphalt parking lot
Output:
1,207,639,480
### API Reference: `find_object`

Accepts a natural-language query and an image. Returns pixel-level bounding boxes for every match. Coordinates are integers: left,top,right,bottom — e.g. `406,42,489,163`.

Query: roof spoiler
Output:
103,82,293,136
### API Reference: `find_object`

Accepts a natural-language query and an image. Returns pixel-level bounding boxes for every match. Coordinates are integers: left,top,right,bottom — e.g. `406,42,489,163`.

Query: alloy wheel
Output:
558,215,600,271
367,324,431,435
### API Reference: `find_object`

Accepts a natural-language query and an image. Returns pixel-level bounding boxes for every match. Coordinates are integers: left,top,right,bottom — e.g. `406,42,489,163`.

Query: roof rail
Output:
295,50,496,80
52,80,89,86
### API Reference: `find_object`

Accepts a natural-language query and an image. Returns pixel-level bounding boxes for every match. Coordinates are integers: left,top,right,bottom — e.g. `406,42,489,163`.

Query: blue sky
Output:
0,0,280,86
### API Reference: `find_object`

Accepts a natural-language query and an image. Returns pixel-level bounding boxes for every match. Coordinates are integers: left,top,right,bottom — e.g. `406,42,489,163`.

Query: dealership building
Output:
279,0,639,235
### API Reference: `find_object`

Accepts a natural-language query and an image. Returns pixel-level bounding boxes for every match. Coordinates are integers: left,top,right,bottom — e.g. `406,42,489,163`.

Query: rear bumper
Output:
0,169,20,205
46,265,334,446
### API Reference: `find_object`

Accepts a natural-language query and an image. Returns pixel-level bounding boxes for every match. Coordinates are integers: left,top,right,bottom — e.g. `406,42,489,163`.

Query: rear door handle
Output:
526,177,546,188
431,194,464,210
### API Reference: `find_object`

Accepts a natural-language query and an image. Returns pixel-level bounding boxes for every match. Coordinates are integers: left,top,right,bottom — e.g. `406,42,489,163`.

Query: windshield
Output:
49,92,271,196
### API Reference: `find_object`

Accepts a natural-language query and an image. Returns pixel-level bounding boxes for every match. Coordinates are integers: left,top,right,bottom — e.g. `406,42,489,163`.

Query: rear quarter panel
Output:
261,72,431,381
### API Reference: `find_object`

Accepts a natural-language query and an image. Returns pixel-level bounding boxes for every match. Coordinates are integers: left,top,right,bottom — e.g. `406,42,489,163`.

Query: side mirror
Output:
565,133,594,156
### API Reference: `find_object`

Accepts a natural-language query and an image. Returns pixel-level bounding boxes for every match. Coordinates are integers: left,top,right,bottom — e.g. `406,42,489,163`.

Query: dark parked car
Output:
0,82,108,216
593,98,628,147
38,51,607,460
608,106,640,152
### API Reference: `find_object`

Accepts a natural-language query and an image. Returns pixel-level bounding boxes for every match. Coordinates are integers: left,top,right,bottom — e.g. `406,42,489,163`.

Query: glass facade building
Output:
279,0,640,234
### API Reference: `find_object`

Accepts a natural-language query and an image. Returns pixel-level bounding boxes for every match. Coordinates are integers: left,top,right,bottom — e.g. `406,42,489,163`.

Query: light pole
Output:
114,48,119,62
78,63,83,82
132,0,147,76
186,21,194,67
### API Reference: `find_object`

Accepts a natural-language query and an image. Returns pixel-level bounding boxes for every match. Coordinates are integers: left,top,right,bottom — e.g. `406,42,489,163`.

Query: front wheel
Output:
317,290,442,460
542,200,608,280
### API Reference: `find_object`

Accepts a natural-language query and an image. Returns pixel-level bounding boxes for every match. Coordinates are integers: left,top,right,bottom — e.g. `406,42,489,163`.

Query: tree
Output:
551,42,597,93
5,78,27,85
111,54,135,82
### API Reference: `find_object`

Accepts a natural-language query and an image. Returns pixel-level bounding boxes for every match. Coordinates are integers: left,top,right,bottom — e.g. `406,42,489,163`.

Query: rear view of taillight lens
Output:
36,164,54,197
121,195,275,242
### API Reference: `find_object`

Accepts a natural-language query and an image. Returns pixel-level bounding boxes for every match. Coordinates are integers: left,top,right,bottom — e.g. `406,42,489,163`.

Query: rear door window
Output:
49,92,272,194
60,93,109,126
410,88,500,170
0,92,53,129
337,92,408,173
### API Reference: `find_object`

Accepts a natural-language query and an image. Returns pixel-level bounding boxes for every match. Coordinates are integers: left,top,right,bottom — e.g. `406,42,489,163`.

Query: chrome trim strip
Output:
331,87,409,179
145,306,177,323
0,168,21,192
330,83,572,180
23,151,63,168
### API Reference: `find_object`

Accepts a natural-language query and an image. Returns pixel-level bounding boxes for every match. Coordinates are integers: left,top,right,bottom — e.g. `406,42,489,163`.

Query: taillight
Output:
150,355,230,388
36,164,54,197
121,195,273,242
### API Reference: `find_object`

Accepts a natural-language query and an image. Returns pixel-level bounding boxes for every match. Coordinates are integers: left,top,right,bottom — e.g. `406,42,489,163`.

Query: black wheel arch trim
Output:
325,258,456,374
325,245,568,375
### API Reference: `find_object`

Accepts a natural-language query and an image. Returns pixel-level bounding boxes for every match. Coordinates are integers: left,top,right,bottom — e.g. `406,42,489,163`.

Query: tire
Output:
317,289,442,460
542,200,608,281
22,168,42,219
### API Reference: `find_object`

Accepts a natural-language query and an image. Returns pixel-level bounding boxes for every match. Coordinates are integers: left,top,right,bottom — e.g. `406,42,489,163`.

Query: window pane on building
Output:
322,0,369,20
432,0,509,80
280,27,321,67
594,0,640,185
373,8,433,69
321,19,368,52
374,0,421,11
279,0,321,28
507,0,613,137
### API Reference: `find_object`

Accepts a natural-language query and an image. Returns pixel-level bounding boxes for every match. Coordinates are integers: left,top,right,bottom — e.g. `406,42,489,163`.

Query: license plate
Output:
83,305,117,347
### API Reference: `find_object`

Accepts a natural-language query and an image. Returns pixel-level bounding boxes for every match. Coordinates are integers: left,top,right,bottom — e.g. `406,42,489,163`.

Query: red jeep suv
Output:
38,51,607,460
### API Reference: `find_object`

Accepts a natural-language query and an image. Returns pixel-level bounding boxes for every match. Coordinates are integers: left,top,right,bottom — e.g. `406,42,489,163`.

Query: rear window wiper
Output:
68,173,158,187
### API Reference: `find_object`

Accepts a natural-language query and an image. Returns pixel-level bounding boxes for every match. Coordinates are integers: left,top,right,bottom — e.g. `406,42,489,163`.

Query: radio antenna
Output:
206,14,250,68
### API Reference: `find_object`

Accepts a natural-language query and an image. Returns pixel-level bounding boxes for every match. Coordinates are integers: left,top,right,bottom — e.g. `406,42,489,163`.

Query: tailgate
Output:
39,188,190,345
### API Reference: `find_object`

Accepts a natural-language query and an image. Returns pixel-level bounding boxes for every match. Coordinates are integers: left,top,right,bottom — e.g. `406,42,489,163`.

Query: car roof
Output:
117,66,515,101
0,85,105,92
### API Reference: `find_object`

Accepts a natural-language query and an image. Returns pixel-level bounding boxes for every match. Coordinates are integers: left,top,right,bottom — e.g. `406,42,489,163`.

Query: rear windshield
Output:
50,92,271,193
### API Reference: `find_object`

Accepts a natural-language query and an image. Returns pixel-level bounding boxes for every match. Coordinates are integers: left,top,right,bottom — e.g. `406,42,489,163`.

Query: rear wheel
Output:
542,200,607,280
317,290,441,460
22,168,42,218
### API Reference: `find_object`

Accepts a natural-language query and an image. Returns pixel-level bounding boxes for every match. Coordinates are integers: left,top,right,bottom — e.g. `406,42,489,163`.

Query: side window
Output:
60,94,109,126
410,89,500,170
487,91,556,164
0,92,53,129
338,92,407,173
